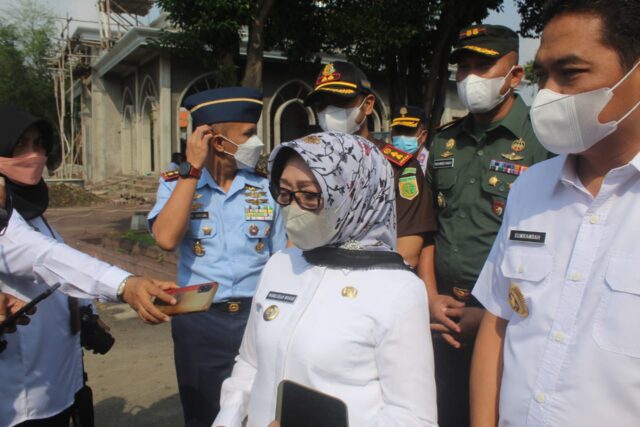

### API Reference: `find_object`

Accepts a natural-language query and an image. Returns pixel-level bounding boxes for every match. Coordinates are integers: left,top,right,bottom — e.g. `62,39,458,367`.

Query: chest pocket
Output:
593,256,640,358
189,218,217,240
433,166,457,192
481,161,519,199
500,245,553,321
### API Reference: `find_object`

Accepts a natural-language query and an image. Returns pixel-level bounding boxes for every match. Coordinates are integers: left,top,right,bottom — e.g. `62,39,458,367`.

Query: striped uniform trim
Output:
316,87,356,95
189,97,263,113
315,81,358,90
391,117,420,127
460,45,500,56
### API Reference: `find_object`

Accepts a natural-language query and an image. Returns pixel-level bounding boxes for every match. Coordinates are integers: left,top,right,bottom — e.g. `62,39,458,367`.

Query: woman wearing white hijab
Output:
214,132,437,427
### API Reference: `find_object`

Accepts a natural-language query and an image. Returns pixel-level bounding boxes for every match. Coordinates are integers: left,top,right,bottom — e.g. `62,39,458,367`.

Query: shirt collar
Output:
557,150,640,188
197,167,265,195
460,94,529,139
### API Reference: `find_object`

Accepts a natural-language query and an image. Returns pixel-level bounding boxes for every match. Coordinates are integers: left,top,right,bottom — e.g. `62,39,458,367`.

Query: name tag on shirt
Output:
190,212,209,219
509,230,546,244
434,158,455,169
266,291,297,304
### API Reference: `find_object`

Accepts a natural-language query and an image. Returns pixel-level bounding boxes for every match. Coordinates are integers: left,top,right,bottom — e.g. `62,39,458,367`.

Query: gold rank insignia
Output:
255,240,265,253
452,287,471,301
501,152,524,161
439,150,454,158
303,135,322,144
263,304,279,321
445,138,456,150
193,239,205,257
202,226,213,235
341,286,358,298
191,202,203,211
488,175,499,186
160,170,179,182
382,144,413,167
400,106,408,115
249,224,259,236
437,192,446,209
512,138,526,153
508,283,529,317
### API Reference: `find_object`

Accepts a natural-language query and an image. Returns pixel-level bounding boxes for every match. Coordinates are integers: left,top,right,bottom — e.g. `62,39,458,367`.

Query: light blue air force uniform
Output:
148,168,286,301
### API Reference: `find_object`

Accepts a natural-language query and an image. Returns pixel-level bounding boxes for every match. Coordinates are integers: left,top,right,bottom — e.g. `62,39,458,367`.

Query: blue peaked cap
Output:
183,87,263,127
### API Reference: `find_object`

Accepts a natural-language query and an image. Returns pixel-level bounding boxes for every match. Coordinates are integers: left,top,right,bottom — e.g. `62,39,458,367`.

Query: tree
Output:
515,0,547,37
0,0,56,123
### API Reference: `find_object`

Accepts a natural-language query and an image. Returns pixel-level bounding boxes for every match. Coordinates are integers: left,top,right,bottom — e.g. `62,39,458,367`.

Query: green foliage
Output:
515,0,546,37
154,0,252,85
524,59,538,84
0,0,56,122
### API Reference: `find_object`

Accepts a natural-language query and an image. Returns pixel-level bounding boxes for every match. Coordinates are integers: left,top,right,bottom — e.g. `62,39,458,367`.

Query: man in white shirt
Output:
470,0,640,426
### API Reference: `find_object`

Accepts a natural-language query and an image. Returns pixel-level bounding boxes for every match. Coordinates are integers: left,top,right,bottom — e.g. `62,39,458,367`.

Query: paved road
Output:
47,204,184,427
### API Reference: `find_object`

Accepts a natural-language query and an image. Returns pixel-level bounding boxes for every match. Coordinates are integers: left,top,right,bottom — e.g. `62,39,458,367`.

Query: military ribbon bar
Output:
489,160,528,176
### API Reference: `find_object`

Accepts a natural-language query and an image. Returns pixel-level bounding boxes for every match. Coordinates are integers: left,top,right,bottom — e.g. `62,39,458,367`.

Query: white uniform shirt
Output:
214,248,437,427
1,216,83,425
473,153,640,427
0,211,130,301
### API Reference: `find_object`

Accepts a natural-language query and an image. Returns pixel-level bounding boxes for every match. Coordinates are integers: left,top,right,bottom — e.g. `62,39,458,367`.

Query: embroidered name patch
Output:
190,212,209,219
434,158,455,169
509,230,546,244
266,291,297,303
489,160,528,176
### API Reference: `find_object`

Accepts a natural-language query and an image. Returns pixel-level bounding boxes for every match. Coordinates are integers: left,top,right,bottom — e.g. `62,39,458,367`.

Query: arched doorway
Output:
266,79,315,151
176,73,218,152
139,75,158,173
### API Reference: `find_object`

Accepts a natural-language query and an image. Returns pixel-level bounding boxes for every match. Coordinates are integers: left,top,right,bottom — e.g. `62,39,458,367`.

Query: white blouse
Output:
214,248,438,427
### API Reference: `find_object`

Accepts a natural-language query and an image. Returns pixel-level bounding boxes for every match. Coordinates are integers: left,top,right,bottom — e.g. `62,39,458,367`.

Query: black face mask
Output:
0,106,54,219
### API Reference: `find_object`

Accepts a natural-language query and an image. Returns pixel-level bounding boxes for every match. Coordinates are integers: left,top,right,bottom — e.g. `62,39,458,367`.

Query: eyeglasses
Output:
269,183,323,211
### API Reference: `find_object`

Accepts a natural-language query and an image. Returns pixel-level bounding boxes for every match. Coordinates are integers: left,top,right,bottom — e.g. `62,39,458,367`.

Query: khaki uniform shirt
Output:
427,95,551,304
372,139,437,237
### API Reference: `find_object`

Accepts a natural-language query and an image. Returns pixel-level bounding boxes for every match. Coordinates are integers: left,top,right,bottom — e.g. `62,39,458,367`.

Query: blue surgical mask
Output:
392,135,419,154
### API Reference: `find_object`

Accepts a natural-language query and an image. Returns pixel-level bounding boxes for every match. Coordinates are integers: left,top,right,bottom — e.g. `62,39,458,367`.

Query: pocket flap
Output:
606,257,640,295
500,246,553,282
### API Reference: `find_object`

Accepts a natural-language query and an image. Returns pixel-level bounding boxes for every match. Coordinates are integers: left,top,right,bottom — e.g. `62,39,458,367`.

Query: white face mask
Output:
221,134,265,169
530,62,640,155
281,203,340,250
456,66,514,113
317,98,367,134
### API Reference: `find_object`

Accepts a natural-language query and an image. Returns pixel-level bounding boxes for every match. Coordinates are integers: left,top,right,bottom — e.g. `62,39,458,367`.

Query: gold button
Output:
228,302,240,313
341,286,358,298
255,241,265,253
249,224,259,236
202,226,213,235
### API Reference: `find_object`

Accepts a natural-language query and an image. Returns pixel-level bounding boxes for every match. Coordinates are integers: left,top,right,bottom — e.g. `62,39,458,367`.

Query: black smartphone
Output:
0,283,61,332
276,380,349,427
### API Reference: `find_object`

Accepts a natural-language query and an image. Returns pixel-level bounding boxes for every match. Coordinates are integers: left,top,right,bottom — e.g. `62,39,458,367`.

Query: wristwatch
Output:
178,161,202,179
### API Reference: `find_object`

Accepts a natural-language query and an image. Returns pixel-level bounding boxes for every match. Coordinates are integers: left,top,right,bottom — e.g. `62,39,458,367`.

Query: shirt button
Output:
453,247,459,253
477,150,484,156
469,178,476,184
535,392,546,404
553,331,565,342
459,212,467,219
517,265,525,273
570,271,583,281
589,214,600,224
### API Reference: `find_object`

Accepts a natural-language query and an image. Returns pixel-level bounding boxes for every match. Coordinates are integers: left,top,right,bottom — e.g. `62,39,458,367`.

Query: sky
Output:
1,0,540,64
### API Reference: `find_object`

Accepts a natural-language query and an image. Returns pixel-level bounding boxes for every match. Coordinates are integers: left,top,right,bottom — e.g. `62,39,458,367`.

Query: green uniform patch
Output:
398,175,419,200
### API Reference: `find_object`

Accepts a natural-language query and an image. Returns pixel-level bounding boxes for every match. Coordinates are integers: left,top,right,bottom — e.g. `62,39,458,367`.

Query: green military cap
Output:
449,24,519,64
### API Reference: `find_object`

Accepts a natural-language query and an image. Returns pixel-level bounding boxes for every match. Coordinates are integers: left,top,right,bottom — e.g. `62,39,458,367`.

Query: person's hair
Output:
542,0,640,70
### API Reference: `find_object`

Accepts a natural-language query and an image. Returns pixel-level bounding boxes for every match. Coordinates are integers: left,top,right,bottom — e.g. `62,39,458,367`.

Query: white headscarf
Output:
269,132,397,251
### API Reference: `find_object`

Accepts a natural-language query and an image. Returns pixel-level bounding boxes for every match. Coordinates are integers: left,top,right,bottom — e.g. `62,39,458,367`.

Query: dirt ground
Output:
46,204,183,427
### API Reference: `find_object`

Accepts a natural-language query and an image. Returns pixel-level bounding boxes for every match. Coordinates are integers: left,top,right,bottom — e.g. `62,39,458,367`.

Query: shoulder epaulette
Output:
161,170,180,181
436,115,466,132
381,144,413,167
254,154,269,177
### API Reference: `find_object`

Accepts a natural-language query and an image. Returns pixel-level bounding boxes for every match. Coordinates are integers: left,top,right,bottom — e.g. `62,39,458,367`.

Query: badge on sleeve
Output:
398,176,419,200
508,283,529,317
492,200,505,216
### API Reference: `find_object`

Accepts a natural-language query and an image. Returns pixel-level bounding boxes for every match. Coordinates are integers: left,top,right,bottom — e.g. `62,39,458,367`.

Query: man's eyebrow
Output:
535,54,589,70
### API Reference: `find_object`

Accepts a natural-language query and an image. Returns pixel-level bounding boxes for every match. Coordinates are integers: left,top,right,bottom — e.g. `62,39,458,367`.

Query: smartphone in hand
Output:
153,282,218,316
